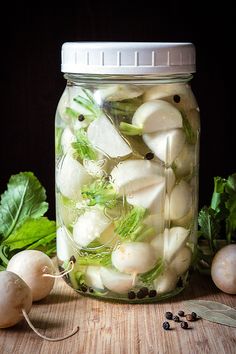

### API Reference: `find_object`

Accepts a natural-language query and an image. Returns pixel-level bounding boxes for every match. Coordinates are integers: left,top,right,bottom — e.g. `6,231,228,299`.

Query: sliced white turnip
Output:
154,268,178,294
94,84,143,102
100,267,134,294
57,194,78,227
112,242,156,275
165,167,176,194
169,180,192,220
186,108,200,133
126,181,166,214
143,83,198,111
163,227,190,263
172,208,194,228
170,246,192,276
57,153,92,200
87,114,132,158
110,159,164,194
73,208,111,247
144,213,165,236
7,250,55,302
143,129,186,164
0,271,79,340
61,127,76,154
132,100,183,133
85,266,104,290
150,232,164,258
174,143,196,177
57,227,77,262
58,86,96,122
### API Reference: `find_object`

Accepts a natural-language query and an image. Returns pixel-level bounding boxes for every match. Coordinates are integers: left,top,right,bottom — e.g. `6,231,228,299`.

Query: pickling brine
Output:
55,42,200,302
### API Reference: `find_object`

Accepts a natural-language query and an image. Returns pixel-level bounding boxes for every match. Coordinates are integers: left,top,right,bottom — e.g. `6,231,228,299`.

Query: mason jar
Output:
55,42,200,303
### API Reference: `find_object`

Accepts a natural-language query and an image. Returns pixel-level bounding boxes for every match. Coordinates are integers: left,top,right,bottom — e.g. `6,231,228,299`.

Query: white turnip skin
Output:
0,271,32,328
112,242,156,275
100,267,134,294
132,100,183,133
7,250,55,301
211,244,236,294
0,271,79,341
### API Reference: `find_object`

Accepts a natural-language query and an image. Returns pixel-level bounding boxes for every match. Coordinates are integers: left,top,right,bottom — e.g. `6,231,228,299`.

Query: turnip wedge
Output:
94,84,143,102
143,83,198,111
126,181,166,214
57,153,92,200
112,242,157,275
100,267,134,294
143,129,186,164
87,114,132,158
163,226,190,263
110,159,164,195
73,207,111,247
167,180,193,220
120,100,182,136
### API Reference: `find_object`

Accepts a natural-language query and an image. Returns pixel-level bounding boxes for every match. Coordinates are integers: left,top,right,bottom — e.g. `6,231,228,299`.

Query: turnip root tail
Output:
22,309,79,341
42,261,75,279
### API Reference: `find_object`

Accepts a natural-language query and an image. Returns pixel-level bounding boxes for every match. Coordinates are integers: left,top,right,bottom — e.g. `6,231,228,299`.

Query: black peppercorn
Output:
191,312,197,319
78,114,85,121
173,95,181,103
89,287,94,293
163,321,170,330
128,291,136,300
173,315,180,322
178,310,185,317
148,289,157,298
140,287,149,296
145,152,154,160
137,289,146,299
80,284,88,293
165,311,173,320
181,321,188,329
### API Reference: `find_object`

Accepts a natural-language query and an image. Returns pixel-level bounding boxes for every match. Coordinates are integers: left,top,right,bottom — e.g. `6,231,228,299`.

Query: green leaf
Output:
226,173,236,194
78,251,112,267
55,127,63,155
3,217,56,251
119,122,143,136
198,206,220,251
139,260,164,285
82,179,118,208
0,172,48,238
210,176,227,212
72,129,97,160
115,206,147,241
182,113,196,144
65,107,80,119
184,300,236,328
103,97,142,118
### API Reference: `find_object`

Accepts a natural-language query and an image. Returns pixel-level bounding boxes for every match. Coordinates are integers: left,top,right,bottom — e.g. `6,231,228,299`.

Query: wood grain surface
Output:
0,272,235,354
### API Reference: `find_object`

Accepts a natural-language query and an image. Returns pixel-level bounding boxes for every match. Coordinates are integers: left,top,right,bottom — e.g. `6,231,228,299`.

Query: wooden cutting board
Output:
0,272,235,354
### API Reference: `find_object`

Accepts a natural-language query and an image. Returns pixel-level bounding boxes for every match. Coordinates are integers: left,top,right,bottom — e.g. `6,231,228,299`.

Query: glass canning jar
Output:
55,42,200,303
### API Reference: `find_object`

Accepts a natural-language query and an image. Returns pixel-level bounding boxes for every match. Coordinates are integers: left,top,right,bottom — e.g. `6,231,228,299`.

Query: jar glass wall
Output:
55,73,200,303
55,42,199,303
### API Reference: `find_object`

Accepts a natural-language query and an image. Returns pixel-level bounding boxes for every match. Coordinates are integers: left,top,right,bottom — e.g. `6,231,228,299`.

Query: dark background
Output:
0,2,234,219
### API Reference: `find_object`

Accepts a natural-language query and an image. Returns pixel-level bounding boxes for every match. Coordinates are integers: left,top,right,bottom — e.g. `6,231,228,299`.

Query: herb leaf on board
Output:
184,300,236,327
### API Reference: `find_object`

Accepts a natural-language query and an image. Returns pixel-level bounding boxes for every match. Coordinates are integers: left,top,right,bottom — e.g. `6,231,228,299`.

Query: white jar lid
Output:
61,42,195,75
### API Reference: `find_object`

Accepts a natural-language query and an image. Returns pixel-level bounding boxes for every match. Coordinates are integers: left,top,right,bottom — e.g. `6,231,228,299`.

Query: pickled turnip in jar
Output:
55,42,200,302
